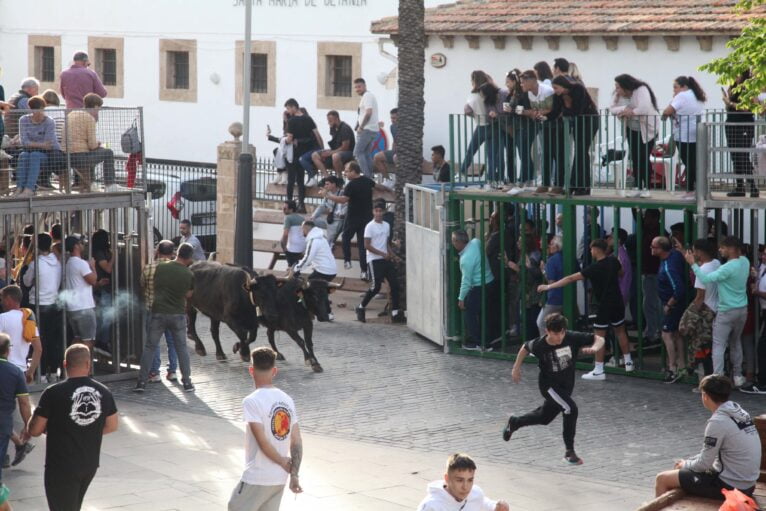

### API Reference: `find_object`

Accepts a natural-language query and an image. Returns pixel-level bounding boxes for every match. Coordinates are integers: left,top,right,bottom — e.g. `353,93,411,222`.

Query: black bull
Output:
186,262,335,373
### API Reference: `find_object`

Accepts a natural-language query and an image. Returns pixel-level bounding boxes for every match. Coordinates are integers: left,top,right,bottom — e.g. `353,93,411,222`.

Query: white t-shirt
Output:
364,220,390,262
527,83,554,111
64,256,96,311
670,89,704,143
241,387,299,486
283,213,306,254
0,310,38,371
694,259,721,312
465,92,489,126
757,263,766,310
358,91,379,131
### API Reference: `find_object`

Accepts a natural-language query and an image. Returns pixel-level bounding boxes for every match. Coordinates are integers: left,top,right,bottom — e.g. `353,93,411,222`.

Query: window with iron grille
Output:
326,55,352,97
167,51,190,90
35,46,55,83
250,53,268,94
95,48,117,86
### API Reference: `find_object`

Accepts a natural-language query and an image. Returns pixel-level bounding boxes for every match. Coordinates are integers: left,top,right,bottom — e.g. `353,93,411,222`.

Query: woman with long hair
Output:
662,76,706,198
610,74,660,198
534,61,554,87
459,70,493,178
552,75,599,194
503,69,528,185
480,81,509,184
723,71,759,197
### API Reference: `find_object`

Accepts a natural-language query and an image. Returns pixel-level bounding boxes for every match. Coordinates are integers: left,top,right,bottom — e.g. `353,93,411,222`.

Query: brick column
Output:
216,123,254,264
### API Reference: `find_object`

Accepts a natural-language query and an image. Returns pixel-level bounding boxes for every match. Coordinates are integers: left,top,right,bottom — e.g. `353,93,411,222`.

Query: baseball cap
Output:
65,235,83,253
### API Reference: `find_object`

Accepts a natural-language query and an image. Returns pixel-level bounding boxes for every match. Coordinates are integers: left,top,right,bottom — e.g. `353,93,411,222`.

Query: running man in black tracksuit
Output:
503,313,604,465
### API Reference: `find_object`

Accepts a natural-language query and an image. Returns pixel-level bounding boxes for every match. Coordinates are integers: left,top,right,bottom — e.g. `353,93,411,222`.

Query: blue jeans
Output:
515,120,538,183
354,129,378,178
460,125,489,175
16,151,47,190
485,122,506,182
138,313,191,385
299,150,318,180
151,328,179,374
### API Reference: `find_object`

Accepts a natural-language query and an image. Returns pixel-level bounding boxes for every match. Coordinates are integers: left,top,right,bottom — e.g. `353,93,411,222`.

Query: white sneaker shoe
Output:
581,369,606,381
625,190,641,198
271,173,282,184
0,149,11,160
382,178,395,190
639,190,652,198
507,187,523,196
305,177,317,188
344,261,352,270
624,361,635,373
733,375,747,388
278,172,288,185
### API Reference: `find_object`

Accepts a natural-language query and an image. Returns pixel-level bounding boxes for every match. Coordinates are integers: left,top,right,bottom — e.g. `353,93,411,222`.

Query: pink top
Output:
60,65,107,109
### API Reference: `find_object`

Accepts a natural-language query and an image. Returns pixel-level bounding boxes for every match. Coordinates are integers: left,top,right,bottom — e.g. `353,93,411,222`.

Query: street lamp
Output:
234,0,253,267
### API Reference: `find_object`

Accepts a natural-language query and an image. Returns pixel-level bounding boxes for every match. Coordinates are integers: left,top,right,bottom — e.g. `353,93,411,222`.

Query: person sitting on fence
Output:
416,453,510,511
310,110,355,179
452,229,496,350
373,108,398,188
432,145,451,183
652,236,688,384
610,74,660,199
3,77,39,142
538,238,634,380
63,93,122,192
15,95,60,197
311,176,346,246
685,236,750,388
654,374,761,500
459,71,493,179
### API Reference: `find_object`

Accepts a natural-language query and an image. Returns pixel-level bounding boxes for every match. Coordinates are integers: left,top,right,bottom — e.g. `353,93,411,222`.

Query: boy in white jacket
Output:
417,454,510,511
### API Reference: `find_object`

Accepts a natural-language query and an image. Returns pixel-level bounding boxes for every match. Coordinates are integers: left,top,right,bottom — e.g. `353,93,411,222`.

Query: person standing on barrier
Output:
610,74,659,199
352,78,379,179
723,72,759,198
460,71,492,179
685,236,750,387
651,237,688,383
504,313,604,465
134,243,195,393
355,202,403,324
538,239,634,380
661,76,706,200
283,99,316,212
59,52,107,109
22,233,62,383
452,229,496,351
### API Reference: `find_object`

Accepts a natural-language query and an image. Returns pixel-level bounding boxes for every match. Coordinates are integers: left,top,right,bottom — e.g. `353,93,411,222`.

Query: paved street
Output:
6,291,766,509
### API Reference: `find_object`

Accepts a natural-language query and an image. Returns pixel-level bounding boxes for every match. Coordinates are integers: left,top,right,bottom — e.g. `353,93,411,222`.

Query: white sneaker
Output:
270,173,282,184
305,177,317,188
0,149,11,160
278,172,288,185
344,261,352,270
1,135,10,149
639,190,652,198
624,361,635,373
507,187,523,196
581,369,606,381
680,192,696,201
733,375,747,388
105,184,129,192
382,178,395,190
625,190,641,198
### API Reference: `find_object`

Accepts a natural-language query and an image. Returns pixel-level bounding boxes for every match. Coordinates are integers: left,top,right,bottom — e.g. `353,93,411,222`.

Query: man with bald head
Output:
28,343,118,510
142,240,180,382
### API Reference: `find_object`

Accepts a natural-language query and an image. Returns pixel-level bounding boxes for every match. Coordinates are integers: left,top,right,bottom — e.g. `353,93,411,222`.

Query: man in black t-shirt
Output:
285,98,321,211
538,238,634,381
311,110,355,177
431,145,452,183
28,343,118,511
504,313,604,465
322,161,386,280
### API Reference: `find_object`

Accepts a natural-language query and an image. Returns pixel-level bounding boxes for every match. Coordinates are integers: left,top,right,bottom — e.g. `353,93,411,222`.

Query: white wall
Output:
422,35,733,159
0,0,443,162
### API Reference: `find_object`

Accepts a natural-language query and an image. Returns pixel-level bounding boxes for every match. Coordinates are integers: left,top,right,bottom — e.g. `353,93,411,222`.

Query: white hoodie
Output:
417,481,497,511
22,253,62,306
294,227,337,276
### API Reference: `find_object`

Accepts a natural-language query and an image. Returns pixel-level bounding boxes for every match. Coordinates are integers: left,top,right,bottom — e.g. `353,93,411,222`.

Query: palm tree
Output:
392,0,425,311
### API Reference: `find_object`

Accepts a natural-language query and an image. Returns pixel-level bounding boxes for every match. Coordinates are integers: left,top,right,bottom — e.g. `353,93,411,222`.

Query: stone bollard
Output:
216,122,254,264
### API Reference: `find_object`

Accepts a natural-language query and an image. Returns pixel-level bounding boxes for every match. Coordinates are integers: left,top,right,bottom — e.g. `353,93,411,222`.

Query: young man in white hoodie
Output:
293,220,338,320
655,374,761,500
417,453,509,511
22,233,62,382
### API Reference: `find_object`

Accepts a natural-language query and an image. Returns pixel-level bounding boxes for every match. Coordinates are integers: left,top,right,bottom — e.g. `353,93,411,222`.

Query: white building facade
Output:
0,0,440,162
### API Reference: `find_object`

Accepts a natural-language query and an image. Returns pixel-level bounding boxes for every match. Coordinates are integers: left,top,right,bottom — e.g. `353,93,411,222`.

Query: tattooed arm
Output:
289,424,304,494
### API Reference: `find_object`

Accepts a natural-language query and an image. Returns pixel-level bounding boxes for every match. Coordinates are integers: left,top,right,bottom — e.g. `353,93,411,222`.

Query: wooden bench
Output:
635,414,766,510
253,238,360,268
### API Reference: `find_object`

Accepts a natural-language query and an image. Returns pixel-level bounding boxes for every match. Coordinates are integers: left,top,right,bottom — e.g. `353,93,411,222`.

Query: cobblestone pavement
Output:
109,311,766,491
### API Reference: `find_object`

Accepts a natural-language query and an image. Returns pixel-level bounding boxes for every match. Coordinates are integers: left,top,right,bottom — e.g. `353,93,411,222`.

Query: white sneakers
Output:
382,178,395,190
624,361,635,372
733,375,747,388
270,173,282,184
581,369,606,381
305,177,317,188
507,186,523,196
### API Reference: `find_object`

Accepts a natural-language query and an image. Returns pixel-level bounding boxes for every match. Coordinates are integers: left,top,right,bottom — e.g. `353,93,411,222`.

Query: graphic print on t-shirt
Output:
69,386,103,426
553,346,573,372
271,405,292,440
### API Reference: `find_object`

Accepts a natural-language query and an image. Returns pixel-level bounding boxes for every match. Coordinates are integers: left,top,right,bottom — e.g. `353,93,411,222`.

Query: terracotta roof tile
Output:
371,0,764,35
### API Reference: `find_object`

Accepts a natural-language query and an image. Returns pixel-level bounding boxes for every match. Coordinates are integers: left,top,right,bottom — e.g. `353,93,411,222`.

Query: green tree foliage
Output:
699,0,766,113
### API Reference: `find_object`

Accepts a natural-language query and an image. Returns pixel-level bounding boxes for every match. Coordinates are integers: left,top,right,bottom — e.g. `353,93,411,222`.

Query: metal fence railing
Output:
449,109,766,200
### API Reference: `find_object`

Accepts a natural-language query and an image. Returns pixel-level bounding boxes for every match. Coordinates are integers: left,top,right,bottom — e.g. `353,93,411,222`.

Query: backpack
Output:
20,308,38,343
121,120,142,154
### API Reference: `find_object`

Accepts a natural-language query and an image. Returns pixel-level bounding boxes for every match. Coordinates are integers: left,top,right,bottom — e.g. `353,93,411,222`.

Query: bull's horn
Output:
327,281,342,289
275,276,291,283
